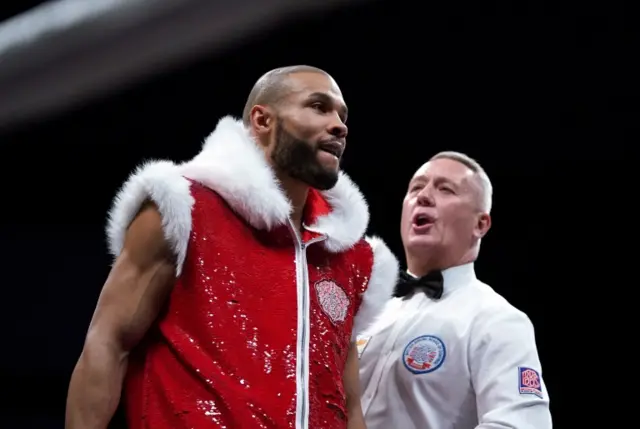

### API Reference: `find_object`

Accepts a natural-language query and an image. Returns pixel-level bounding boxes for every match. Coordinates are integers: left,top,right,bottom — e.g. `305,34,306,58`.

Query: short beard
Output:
270,119,339,191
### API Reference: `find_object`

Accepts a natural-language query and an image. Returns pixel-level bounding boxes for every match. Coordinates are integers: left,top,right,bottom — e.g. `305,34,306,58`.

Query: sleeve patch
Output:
518,366,543,398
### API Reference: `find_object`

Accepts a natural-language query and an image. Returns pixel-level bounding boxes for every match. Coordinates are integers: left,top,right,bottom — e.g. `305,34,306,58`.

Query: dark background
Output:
0,0,631,427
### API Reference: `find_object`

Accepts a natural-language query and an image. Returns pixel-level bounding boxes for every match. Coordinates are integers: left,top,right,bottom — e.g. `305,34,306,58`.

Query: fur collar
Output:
179,116,369,253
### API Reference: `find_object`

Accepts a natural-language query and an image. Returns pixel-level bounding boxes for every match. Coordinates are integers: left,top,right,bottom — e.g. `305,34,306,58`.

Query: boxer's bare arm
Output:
65,203,176,429
344,341,367,429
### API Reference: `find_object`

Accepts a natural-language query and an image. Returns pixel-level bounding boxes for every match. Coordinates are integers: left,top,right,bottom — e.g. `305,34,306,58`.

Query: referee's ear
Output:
474,212,491,239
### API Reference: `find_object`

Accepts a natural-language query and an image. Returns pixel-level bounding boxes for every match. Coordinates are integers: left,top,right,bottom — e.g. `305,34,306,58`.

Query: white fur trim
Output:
180,116,291,231
106,115,371,279
352,236,399,340
308,172,369,253
106,160,194,277
180,116,369,252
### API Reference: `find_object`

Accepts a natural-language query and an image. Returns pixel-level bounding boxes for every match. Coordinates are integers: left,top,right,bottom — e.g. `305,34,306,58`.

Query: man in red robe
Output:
66,65,399,429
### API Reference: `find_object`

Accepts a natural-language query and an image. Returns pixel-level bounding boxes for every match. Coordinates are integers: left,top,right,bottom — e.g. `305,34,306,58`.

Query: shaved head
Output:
243,65,348,191
242,65,330,126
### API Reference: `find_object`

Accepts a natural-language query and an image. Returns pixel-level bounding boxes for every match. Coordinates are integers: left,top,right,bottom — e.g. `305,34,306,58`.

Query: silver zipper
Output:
288,219,324,429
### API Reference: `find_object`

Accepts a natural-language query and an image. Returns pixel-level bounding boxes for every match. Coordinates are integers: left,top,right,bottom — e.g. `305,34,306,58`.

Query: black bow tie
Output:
393,270,444,299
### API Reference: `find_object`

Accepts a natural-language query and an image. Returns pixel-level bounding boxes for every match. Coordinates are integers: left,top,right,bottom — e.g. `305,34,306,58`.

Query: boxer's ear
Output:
249,105,275,141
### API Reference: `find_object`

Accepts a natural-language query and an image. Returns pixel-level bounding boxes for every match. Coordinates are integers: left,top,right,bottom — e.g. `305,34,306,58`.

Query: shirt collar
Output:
407,262,476,296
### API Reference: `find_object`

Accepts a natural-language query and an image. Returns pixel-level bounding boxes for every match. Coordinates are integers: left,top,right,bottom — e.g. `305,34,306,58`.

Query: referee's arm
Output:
470,310,552,429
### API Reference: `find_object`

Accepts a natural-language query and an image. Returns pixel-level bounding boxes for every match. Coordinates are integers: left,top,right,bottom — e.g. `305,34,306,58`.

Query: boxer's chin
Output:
317,149,340,170
307,167,339,191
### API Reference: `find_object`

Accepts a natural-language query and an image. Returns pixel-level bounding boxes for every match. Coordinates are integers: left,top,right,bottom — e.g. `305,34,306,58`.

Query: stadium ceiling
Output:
0,0,370,129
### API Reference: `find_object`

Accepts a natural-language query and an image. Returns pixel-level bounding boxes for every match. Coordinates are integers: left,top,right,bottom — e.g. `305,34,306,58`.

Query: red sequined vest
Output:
106,116,398,429
123,182,374,428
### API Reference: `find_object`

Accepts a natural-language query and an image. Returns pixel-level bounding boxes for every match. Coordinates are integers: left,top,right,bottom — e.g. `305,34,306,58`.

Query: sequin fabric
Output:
123,182,374,429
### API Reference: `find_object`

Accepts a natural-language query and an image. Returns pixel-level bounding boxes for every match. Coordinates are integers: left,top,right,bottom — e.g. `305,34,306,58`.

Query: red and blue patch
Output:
518,367,543,398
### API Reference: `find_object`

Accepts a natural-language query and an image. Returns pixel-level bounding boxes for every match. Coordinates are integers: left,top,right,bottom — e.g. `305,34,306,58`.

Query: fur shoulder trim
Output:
106,160,194,277
352,236,399,340
309,172,369,253
180,116,291,231
181,116,369,253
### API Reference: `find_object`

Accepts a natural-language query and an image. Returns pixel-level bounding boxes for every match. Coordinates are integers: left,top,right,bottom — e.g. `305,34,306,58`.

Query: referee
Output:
358,152,552,429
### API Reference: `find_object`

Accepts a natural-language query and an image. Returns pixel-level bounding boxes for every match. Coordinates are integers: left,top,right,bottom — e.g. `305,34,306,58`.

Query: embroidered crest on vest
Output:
314,279,349,324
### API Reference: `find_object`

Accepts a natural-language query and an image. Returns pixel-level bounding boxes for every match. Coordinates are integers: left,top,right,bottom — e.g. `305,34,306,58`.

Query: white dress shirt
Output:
358,263,551,429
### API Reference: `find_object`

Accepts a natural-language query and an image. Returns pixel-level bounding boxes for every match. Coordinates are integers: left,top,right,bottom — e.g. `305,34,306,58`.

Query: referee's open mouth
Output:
412,212,435,231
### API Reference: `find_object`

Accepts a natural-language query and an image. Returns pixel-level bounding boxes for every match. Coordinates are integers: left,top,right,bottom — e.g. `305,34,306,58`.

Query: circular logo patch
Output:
402,335,446,374
314,279,349,324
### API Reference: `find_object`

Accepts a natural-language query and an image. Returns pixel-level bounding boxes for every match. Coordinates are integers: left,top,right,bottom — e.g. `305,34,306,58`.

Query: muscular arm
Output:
344,341,367,429
65,204,177,429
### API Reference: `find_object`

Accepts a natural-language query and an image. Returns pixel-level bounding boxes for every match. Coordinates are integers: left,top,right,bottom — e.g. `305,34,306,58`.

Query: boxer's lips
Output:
318,140,343,158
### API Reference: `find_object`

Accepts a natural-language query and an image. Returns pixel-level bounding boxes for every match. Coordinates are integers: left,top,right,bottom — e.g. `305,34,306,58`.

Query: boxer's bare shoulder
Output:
87,201,176,352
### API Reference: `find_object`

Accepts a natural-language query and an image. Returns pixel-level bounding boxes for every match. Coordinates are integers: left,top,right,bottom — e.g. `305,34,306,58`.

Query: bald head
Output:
242,65,330,126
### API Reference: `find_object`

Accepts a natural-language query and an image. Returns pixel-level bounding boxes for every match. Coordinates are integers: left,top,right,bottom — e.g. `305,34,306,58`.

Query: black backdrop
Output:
0,0,631,427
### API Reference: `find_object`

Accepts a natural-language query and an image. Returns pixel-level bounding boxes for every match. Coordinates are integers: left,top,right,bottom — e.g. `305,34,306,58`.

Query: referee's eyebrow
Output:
408,176,424,190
